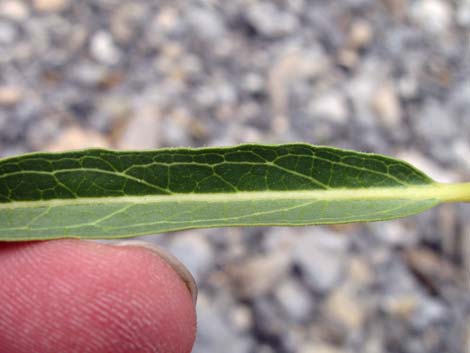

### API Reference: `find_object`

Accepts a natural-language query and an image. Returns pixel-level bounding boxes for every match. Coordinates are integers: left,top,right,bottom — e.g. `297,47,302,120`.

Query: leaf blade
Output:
0,143,464,241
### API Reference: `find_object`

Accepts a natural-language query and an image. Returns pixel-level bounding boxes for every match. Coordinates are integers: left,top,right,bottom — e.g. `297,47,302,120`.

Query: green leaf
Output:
0,144,468,241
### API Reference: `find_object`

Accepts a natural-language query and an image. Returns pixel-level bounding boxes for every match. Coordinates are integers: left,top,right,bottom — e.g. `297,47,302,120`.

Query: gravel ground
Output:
1,1,469,352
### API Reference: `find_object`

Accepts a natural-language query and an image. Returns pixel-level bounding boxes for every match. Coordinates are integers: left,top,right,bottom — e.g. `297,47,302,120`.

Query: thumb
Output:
0,239,197,353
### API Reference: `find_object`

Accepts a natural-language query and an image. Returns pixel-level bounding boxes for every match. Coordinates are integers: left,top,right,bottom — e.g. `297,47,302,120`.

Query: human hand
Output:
0,240,197,353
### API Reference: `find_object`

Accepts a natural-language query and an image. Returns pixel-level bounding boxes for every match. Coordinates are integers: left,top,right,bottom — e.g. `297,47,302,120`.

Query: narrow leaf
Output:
0,144,468,241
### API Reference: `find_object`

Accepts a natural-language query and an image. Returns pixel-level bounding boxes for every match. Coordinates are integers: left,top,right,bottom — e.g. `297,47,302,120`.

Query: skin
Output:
0,240,197,353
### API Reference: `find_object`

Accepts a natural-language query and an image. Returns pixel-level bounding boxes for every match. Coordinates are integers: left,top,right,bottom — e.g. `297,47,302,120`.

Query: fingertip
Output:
0,240,197,353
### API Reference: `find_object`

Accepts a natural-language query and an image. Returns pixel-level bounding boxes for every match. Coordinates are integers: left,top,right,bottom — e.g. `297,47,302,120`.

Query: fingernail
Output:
113,241,198,305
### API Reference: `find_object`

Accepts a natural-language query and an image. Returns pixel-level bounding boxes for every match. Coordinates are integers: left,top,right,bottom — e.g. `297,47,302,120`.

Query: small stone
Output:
194,294,254,353
269,48,328,117
457,0,470,26
412,296,447,329
242,73,265,95
117,107,161,149
293,229,348,292
154,6,180,33
371,221,418,247
93,96,131,132
159,111,191,146
410,0,452,34
348,257,374,285
26,117,62,148
337,49,359,69
309,92,348,123
404,248,457,289
397,76,419,99
299,342,343,353
382,294,419,319
70,62,109,86
230,305,253,332
258,346,276,353
246,2,299,37
0,86,22,106
111,2,147,42
33,0,69,12
188,8,226,40
348,20,373,49
166,233,213,282
0,0,29,20
382,0,408,18
45,126,109,151
371,82,402,126
465,315,470,353
271,115,290,136
345,60,383,125
252,297,285,337
227,253,290,297
274,278,314,323
452,139,470,171
90,31,121,65
396,150,459,183
325,283,366,329
262,227,298,253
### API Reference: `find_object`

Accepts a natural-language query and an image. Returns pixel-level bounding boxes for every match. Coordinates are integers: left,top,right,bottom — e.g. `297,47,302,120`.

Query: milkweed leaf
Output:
0,144,468,241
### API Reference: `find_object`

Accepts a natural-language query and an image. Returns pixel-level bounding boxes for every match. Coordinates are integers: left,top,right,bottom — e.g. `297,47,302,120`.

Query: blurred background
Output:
0,0,469,352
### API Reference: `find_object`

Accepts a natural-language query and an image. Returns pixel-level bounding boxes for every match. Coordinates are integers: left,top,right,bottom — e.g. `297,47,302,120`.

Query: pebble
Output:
382,0,408,18
452,139,470,171
337,49,359,69
33,0,69,12
404,247,457,290
159,113,191,146
345,60,384,125
348,20,373,49
382,294,419,319
111,2,147,43
166,233,214,283
90,31,121,65
412,296,448,329
246,2,299,37
274,278,314,323
230,304,253,332
269,48,329,118
299,343,343,353
116,107,161,149
325,282,366,330
242,72,265,95
93,95,131,132
194,294,254,353
293,229,348,292
348,257,374,285
0,20,17,44
456,0,470,26
371,81,402,126
308,91,349,123
0,86,22,106
70,62,109,86
0,0,29,21
45,125,110,151
188,8,226,40
227,253,290,298
410,0,452,34
370,222,418,247
396,150,459,183
153,6,180,34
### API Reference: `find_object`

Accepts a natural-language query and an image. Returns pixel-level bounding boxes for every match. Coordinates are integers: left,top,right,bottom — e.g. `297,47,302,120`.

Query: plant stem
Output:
436,182,470,203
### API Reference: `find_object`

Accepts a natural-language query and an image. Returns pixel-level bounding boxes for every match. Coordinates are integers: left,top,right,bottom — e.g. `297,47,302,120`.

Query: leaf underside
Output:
0,144,441,241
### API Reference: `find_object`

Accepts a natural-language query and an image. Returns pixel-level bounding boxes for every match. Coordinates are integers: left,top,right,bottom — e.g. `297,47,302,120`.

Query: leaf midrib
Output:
1,183,464,210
